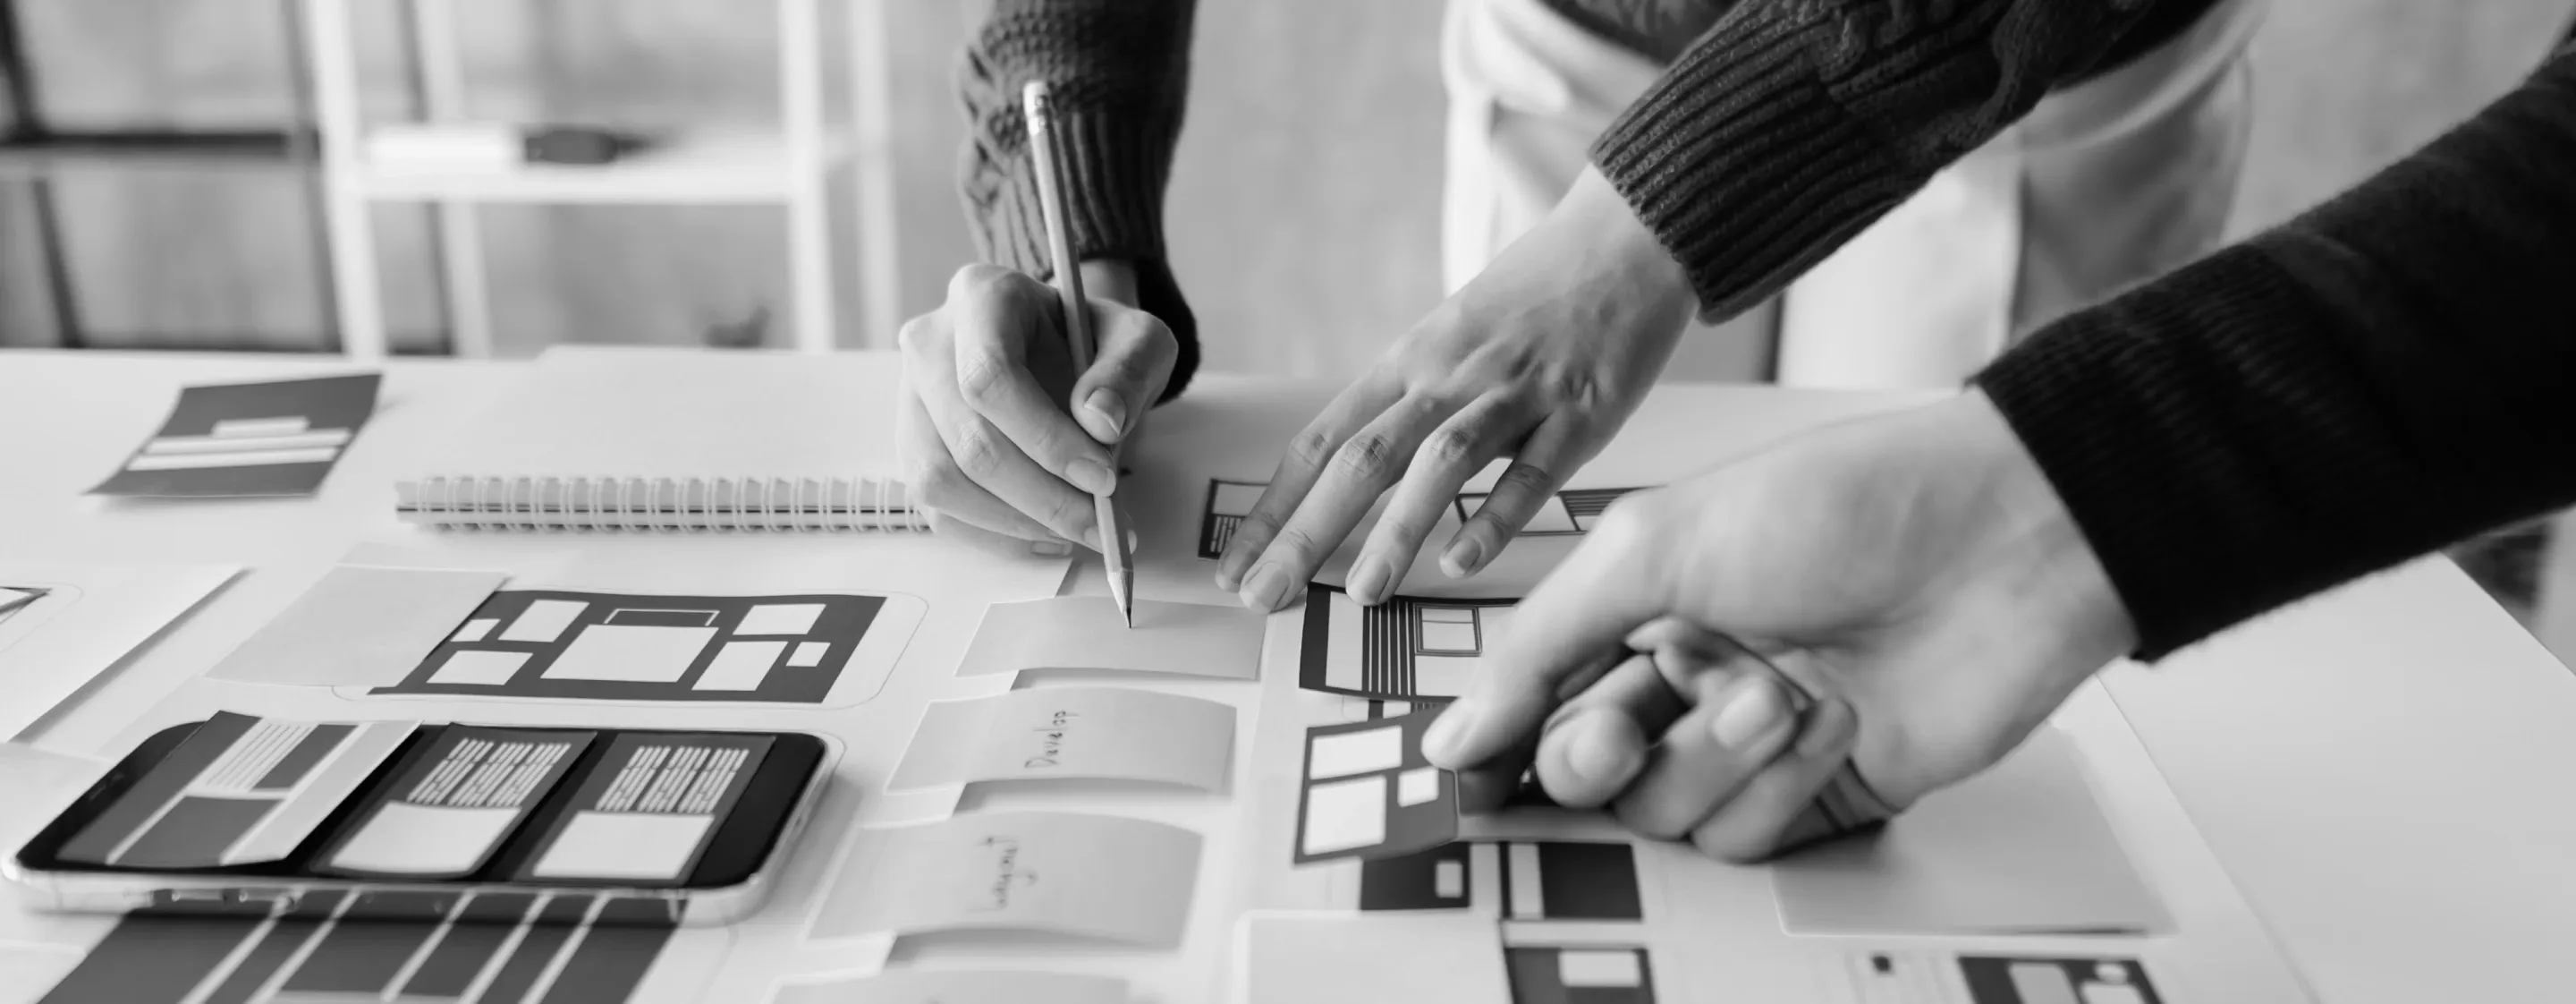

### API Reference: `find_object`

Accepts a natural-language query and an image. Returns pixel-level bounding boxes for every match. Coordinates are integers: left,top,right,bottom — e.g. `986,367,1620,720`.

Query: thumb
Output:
1424,494,1677,770
1069,301,1176,447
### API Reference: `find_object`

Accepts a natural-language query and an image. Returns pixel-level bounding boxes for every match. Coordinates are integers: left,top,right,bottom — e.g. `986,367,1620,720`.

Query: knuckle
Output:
907,459,963,503
1419,425,1479,467
955,351,1012,405
1333,432,1402,481
948,262,1011,301
1495,460,1555,496
1286,427,1341,472
1542,367,1603,409
950,426,1001,479
895,316,935,354
1041,494,1091,537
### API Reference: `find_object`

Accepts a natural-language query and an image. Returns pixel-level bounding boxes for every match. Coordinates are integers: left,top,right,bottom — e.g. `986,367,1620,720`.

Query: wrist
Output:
1940,390,2140,669
1553,168,1696,321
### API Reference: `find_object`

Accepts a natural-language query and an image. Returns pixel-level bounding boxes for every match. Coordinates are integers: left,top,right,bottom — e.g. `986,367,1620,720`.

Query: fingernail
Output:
1125,528,1140,552
1030,540,1073,557
1083,388,1126,438
1240,562,1292,611
1349,556,1393,605
1422,707,1470,763
1066,457,1115,496
1711,677,1790,751
1440,537,1486,578
1798,699,1856,758
1564,715,1641,784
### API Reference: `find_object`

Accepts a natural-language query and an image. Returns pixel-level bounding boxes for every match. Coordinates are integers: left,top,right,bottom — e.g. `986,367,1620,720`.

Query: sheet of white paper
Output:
0,742,109,856
0,559,238,740
813,811,1201,947
889,686,1235,793
1233,912,1509,1004
1771,727,2169,934
773,970,1128,1004
203,564,504,688
954,596,1262,679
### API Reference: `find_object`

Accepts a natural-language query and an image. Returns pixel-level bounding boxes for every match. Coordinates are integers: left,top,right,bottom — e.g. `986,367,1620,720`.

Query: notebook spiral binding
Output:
402,476,930,533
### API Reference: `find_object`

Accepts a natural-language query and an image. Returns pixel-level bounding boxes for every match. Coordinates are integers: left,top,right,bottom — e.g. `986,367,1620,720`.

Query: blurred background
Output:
2,0,2572,649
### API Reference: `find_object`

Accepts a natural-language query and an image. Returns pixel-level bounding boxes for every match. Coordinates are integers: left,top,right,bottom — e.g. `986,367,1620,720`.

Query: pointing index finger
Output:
1423,493,1675,770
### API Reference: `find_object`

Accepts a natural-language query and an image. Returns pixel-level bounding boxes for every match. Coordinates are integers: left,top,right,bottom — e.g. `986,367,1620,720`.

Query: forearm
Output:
1977,46,2576,658
1589,0,2161,319
956,0,1200,400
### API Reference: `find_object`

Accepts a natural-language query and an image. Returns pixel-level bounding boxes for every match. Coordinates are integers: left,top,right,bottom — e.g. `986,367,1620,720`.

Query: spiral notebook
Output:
394,346,924,532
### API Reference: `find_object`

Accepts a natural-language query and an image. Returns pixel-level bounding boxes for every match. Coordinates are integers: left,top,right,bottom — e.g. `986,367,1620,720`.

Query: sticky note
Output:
888,687,1235,793
955,597,1262,679
813,812,1200,947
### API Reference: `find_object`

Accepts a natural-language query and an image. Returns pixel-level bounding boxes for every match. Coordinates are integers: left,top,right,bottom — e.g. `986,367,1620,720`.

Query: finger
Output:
1611,671,1801,840
1344,394,1533,605
1530,653,1688,810
1448,650,1624,813
1236,393,1465,612
925,506,1077,560
1069,301,1178,447
949,268,1123,498
1214,374,1404,591
913,357,1104,547
1420,490,1676,770
1690,694,1860,863
1440,413,1585,578
896,389,1060,543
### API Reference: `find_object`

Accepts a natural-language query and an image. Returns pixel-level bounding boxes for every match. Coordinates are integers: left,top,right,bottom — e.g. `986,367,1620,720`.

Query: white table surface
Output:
2,349,2571,1003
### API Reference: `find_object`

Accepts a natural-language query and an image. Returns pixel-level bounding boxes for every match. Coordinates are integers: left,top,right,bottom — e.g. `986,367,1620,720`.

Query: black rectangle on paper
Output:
114,796,275,868
255,722,354,790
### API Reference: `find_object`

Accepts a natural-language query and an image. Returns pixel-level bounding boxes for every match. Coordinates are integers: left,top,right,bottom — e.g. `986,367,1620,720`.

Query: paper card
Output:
1295,584,1516,702
1293,712,1458,864
813,812,1201,947
773,971,1129,1004
0,560,239,740
0,743,110,856
204,565,506,688
56,712,415,868
514,732,775,884
1235,912,1509,1004
91,372,381,498
1772,727,2169,935
368,589,925,706
317,726,595,878
1841,949,2168,1004
888,687,1234,793
954,596,1262,680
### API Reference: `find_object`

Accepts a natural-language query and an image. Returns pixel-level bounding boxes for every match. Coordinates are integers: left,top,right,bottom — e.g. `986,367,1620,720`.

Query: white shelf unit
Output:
300,0,878,360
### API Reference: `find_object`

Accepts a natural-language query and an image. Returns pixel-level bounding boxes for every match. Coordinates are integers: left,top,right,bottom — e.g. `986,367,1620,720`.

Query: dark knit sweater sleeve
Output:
957,0,1200,401
1590,0,2162,319
1976,45,2576,659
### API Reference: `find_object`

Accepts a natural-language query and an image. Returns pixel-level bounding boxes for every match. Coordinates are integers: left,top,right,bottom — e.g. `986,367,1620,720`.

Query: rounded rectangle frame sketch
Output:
340,589,927,709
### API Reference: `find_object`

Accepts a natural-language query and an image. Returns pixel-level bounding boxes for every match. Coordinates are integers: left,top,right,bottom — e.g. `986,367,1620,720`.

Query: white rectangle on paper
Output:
1558,949,1643,988
1302,775,1387,856
124,447,341,470
220,719,414,864
143,430,352,455
500,599,589,642
1523,498,1579,534
1508,842,1546,919
2012,964,2082,1004
449,617,498,642
205,565,503,689
428,650,531,685
1436,860,1465,899
1417,619,1479,653
887,687,1235,793
1396,767,1438,806
735,602,825,636
530,811,715,880
1211,481,1264,516
212,416,311,438
1326,594,1362,692
1413,655,1480,699
328,801,522,874
542,624,716,682
787,641,828,668
814,812,1200,947
1308,725,1402,779
694,640,785,691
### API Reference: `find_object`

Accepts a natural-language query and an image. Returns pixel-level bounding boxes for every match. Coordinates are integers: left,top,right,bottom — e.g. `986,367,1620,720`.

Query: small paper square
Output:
1301,775,1387,856
1395,767,1438,806
737,603,826,636
449,618,497,642
428,650,530,685
1309,726,1402,780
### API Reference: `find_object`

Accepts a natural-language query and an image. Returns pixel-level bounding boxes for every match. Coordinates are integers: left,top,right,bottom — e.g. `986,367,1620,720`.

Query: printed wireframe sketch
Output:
1298,583,1516,704
1847,951,2167,1004
1506,946,1658,1004
372,589,920,704
1358,840,1645,920
1199,479,1267,558
90,373,382,498
1294,711,1457,864
1451,486,1641,536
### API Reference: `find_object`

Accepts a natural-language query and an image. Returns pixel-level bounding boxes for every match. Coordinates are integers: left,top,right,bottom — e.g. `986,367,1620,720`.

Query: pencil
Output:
1022,80,1135,628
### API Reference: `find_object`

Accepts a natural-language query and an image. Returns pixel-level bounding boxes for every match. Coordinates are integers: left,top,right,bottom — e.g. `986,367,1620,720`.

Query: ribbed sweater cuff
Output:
966,108,1177,281
1589,11,1911,319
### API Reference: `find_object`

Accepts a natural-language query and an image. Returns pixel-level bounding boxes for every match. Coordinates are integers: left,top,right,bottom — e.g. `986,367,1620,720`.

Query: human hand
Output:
1215,167,1698,610
1421,391,2140,861
897,260,1174,555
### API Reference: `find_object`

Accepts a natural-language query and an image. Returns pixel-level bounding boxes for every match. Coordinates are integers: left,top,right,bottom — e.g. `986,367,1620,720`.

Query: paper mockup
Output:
813,811,1201,947
1842,950,2168,1004
371,589,924,705
774,971,1128,1004
1297,584,1517,704
1772,727,2168,935
205,565,506,689
0,743,110,856
889,686,1234,793
954,596,1262,679
514,732,774,883
56,712,413,868
1236,912,1509,1004
318,726,594,879
91,372,381,498
1293,711,1458,864
0,560,238,739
